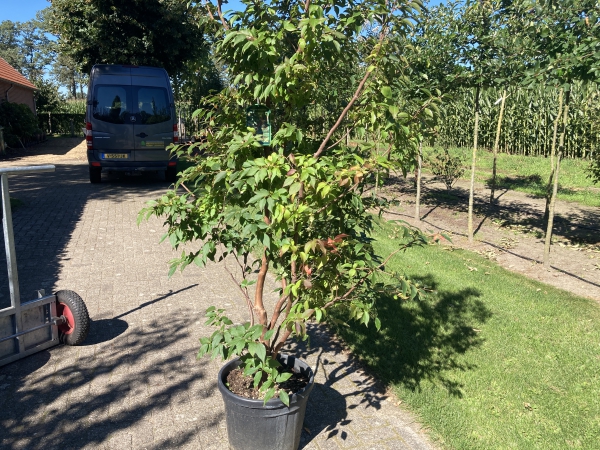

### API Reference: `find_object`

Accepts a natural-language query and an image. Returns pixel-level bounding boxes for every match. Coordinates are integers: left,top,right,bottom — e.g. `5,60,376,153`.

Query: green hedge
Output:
38,112,86,135
0,101,42,148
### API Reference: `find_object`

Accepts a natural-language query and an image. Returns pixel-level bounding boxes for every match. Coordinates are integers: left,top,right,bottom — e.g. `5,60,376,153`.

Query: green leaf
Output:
214,171,227,185
276,372,293,383
256,343,267,362
288,182,302,197
315,308,323,322
279,390,290,407
253,370,262,388
381,86,393,99
264,387,276,403
263,233,271,249
264,329,275,341
248,190,269,204
248,341,261,357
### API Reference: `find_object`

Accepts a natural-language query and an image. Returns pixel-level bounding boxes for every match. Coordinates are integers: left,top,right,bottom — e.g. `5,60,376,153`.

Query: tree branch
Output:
223,261,254,326
269,279,289,330
313,68,374,159
254,250,269,329
216,0,229,30
314,181,360,214
204,0,217,24
321,245,409,310
274,328,293,355
326,126,354,150
180,182,196,198
313,28,388,159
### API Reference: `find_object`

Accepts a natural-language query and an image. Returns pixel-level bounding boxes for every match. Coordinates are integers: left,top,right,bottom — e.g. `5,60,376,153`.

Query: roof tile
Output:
0,57,37,90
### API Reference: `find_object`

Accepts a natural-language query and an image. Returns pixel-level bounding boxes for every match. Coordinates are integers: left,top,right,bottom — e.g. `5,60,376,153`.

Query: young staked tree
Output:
141,0,437,404
488,6,526,204
489,89,507,203
430,0,512,243
400,0,456,220
460,0,517,242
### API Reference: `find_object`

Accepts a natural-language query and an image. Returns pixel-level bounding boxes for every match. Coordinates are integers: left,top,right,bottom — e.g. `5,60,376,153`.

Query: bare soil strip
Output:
382,175,600,302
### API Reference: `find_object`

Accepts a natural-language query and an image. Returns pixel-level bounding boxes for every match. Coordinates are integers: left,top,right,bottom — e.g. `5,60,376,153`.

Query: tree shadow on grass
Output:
332,276,491,398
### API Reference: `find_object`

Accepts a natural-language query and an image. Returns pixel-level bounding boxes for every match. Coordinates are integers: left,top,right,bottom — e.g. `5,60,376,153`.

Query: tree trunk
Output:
468,84,481,244
71,71,76,99
490,89,507,204
543,89,563,227
415,141,423,222
544,89,570,268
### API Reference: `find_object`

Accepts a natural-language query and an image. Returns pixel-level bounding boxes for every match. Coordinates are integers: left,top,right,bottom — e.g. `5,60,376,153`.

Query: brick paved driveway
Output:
0,151,436,450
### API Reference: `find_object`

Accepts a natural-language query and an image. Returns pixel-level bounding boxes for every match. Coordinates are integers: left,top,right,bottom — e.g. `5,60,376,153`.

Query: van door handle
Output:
136,132,148,138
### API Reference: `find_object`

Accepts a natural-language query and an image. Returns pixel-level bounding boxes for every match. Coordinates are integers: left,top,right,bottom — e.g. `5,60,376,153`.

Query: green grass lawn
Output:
422,147,600,207
330,221,600,449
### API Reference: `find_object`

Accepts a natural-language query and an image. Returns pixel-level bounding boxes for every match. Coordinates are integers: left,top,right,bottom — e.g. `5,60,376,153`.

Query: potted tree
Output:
140,0,438,448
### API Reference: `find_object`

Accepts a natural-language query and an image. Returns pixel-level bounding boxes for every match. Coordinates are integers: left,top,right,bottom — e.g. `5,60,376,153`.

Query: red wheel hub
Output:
56,302,75,335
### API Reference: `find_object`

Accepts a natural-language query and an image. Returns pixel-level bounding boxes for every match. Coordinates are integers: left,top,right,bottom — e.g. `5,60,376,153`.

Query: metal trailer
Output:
0,165,90,368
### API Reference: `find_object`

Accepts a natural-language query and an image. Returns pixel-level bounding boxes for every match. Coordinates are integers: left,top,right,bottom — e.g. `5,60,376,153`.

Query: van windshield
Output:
92,85,171,125
92,86,131,124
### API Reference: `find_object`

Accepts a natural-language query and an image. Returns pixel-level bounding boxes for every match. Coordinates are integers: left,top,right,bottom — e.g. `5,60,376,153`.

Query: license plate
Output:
102,153,129,159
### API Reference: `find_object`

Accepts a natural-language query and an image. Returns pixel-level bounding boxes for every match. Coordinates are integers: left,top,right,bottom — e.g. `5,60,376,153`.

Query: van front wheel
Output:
89,166,101,184
165,166,177,183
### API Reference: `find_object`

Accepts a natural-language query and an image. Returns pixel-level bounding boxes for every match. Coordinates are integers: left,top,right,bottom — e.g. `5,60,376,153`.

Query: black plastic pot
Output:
218,354,315,450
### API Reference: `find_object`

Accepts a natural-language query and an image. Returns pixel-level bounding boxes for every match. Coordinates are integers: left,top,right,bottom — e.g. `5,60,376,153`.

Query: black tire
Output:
89,166,101,184
56,290,90,345
165,166,177,183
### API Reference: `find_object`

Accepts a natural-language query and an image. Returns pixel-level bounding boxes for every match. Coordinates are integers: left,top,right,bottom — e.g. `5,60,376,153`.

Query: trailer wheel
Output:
56,290,90,345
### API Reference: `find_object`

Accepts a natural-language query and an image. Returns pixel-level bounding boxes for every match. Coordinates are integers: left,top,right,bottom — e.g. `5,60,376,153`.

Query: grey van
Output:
85,65,178,183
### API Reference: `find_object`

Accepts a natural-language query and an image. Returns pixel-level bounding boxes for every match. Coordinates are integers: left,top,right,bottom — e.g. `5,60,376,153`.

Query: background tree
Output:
0,21,21,68
49,0,209,75
454,0,512,243
50,53,89,99
509,0,600,267
0,16,54,83
171,52,224,137
34,79,63,113
413,0,512,242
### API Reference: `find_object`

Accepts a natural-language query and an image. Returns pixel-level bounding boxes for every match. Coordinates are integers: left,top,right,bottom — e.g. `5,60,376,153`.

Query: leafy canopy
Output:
49,0,208,74
141,0,439,405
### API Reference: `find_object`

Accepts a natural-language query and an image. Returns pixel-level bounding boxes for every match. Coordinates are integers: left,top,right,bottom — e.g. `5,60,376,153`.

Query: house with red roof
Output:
0,57,37,114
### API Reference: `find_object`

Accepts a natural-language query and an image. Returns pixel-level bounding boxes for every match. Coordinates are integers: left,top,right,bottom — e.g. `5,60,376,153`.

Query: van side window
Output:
136,87,171,124
93,86,130,124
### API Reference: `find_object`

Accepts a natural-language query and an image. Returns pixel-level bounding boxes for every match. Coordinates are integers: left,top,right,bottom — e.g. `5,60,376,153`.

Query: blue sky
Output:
0,0,51,22
1,0,443,24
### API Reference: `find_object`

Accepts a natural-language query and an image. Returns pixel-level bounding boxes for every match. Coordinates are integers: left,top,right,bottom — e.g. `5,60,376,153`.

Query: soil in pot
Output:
226,365,311,400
